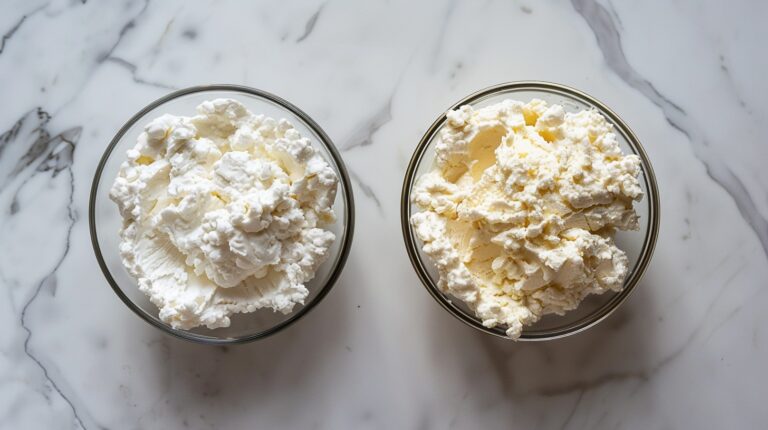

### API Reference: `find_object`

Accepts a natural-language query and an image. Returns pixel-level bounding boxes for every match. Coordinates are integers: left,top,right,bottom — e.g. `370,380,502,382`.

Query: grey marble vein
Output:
544,264,745,397
604,0,623,29
9,125,81,215
704,305,742,343
148,17,176,66
10,114,94,429
539,336,677,397
0,113,25,158
340,51,413,152
0,3,47,55
296,3,325,43
0,108,52,192
540,368,647,397
475,337,520,395
105,56,177,90
572,0,768,258
54,0,154,116
341,94,394,151
470,267,746,401
35,126,80,176
716,54,756,120
559,390,585,430
448,61,464,81
348,168,382,211
97,0,150,62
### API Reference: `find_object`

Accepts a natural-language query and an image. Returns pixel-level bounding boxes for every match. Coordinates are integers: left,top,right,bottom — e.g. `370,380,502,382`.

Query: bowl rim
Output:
400,81,660,341
89,84,355,345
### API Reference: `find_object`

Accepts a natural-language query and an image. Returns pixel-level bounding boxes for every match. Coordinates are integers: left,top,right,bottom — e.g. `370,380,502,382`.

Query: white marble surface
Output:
1,0,766,428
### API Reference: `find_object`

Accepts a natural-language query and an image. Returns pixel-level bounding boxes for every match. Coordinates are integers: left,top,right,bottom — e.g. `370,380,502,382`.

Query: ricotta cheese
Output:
110,98,338,330
411,99,643,339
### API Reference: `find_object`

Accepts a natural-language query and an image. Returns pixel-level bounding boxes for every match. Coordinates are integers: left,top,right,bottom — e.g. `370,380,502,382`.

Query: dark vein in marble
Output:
541,369,647,397
341,91,395,151
0,114,25,159
704,305,742,344
3,109,51,213
474,266,745,400
96,0,149,62
0,108,52,192
448,61,464,81
604,0,623,29
341,53,417,152
340,50,414,152
9,126,81,215
543,264,744,397
572,0,768,258
559,390,584,430
348,168,382,211
717,54,753,114
700,266,750,344
12,119,91,428
475,336,519,396
540,331,701,397
296,3,325,43
0,3,47,55
53,0,152,116
37,128,80,176
148,17,175,66
105,56,177,90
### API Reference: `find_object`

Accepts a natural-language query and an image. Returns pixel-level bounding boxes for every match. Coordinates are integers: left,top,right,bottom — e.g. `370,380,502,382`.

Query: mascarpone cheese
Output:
110,98,338,330
411,99,643,339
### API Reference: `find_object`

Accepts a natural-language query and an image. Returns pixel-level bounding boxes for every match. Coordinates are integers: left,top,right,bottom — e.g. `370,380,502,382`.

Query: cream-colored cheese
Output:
110,99,338,330
411,99,642,339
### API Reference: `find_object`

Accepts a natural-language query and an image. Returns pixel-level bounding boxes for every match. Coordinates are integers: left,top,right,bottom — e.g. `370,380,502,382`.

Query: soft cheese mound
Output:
110,99,338,330
411,99,643,339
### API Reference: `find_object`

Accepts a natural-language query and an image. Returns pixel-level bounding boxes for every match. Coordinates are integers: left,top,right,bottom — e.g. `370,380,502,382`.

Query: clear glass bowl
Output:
90,85,355,344
401,81,660,341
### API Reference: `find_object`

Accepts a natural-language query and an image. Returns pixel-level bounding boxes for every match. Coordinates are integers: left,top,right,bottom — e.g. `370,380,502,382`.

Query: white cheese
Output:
110,99,338,330
411,99,642,339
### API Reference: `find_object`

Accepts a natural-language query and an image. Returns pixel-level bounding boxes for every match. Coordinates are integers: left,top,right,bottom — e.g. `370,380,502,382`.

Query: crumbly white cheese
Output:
411,99,643,339
110,98,338,330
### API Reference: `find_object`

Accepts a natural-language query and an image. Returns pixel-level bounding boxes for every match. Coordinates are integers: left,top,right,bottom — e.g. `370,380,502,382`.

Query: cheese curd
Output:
110,99,338,330
411,99,643,339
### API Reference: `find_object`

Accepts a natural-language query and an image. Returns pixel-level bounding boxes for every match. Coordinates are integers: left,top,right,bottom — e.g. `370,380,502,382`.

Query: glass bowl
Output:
90,85,355,344
401,81,660,341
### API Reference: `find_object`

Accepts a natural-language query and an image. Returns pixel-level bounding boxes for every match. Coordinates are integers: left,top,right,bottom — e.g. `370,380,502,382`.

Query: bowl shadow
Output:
137,268,354,425
428,276,658,427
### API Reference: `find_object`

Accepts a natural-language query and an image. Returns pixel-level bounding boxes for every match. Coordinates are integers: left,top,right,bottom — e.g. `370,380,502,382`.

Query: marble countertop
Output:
2,0,766,428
